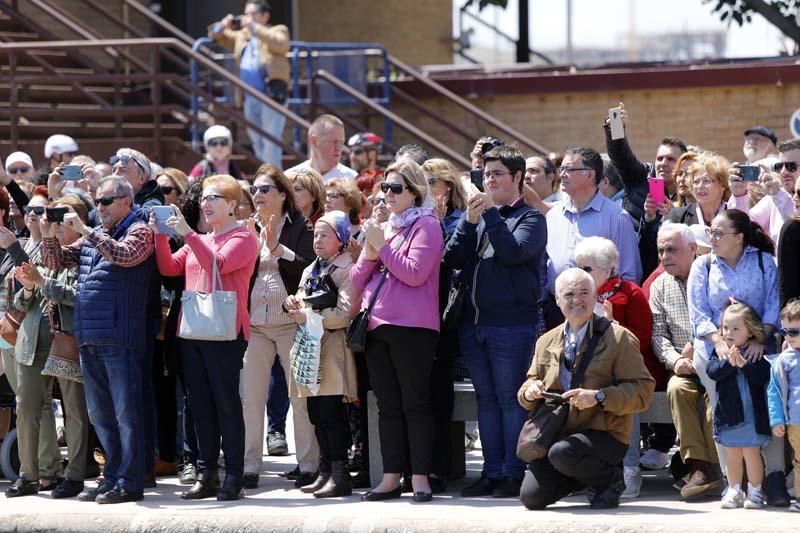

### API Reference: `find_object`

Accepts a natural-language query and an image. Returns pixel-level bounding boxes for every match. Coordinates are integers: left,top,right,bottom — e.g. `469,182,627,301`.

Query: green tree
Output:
704,0,800,50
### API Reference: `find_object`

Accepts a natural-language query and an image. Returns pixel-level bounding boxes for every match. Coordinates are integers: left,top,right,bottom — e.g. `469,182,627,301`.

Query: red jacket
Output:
598,277,667,390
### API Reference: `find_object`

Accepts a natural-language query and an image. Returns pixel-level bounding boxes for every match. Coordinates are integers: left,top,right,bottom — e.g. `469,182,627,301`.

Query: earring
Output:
229,211,234,217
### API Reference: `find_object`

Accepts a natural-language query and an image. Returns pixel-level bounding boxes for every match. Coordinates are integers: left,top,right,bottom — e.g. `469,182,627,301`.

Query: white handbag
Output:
179,256,237,341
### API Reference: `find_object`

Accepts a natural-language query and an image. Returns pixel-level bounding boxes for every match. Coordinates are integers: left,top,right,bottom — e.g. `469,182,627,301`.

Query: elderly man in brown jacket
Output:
518,268,654,510
209,0,290,168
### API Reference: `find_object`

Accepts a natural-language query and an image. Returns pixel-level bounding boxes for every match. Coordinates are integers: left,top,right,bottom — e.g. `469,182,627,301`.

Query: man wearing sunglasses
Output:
0,151,34,216
40,176,155,504
347,131,384,193
775,139,800,196
110,148,164,214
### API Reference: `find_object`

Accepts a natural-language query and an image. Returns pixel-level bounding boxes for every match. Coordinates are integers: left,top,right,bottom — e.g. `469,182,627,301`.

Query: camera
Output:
480,137,505,155
230,16,243,30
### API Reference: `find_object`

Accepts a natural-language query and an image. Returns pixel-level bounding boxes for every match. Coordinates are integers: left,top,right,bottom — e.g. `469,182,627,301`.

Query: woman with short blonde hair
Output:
422,158,468,237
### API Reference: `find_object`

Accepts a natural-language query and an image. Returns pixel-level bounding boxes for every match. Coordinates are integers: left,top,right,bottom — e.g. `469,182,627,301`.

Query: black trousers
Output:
521,430,627,510
642,423,678,453
153,339,177,463
365,324,437,475
179,336,246,479
307,395,350,463
430,327,456,477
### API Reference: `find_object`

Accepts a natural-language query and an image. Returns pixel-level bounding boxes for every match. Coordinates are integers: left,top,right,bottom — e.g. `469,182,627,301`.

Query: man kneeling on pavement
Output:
518,268,654,510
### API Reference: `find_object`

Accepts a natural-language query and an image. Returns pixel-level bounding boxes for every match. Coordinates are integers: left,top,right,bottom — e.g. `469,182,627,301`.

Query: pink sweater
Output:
350,215,443,332
155,226,259,340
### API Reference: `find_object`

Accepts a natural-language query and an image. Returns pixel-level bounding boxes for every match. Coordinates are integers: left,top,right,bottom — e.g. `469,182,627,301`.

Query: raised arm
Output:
83,223,154,268
183,230,258,276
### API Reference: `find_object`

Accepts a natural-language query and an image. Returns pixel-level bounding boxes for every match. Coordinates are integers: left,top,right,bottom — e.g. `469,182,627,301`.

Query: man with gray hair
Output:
111,148,164,212
41,176,155,504
649,222,722,500
286,114,356,181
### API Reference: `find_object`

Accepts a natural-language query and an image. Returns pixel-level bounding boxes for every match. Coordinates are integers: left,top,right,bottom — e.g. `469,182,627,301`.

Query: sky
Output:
454,0,790,62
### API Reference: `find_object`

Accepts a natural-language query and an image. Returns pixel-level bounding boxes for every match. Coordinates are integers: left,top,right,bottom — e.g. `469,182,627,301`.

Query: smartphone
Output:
608,107,625,140
45,206,68,223
230,16,243,30
469,169,484,193
648,177,665,206
739,165,760,182
60,165,82,181
540,391,567,403
152,205,176,235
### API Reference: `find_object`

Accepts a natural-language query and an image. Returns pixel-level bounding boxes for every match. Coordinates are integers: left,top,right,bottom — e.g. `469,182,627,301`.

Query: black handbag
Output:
303,270,339,311
516,317,611,463
441,233,488,331
346,269,387,353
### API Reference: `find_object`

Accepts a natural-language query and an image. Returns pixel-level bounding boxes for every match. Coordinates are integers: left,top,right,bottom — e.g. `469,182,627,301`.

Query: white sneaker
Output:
744,483,764,509
721,484,744,509
639,449,670,470
621,466,642,499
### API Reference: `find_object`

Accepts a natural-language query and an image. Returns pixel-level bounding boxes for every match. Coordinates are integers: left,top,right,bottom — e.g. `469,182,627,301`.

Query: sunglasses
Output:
250,184,272,195
23,206,45,215
207,138,229,148
773,161,799,173
779,327,800,338
159,185,175,195
351,147,366,156
326,192,342,201
109,154,146,173
380,182,408,194
7,166,31,175
95,195,125,206
373,196,386,205
579,265,595,273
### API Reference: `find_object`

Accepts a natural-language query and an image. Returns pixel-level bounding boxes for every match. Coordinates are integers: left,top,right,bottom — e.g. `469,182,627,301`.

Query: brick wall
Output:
295,0,452,66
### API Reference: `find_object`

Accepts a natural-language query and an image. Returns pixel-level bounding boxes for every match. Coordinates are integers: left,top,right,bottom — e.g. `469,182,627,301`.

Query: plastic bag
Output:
289,308,324,395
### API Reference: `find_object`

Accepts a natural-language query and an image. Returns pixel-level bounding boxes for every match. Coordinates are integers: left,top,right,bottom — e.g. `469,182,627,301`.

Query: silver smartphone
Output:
608,107,625,140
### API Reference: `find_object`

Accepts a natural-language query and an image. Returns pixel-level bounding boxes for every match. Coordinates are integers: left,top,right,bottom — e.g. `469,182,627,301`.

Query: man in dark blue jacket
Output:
443,146,547,499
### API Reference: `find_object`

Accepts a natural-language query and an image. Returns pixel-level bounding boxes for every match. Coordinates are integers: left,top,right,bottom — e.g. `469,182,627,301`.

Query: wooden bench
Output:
367,385,671,486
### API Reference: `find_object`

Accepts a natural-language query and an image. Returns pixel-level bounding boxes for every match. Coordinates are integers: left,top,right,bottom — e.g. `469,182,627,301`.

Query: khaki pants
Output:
787,426,800,496
667,375,719,464
241,323,319,474
3,348,63,480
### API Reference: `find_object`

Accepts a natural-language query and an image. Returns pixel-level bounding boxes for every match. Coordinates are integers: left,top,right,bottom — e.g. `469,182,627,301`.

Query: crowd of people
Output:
1,1,800,514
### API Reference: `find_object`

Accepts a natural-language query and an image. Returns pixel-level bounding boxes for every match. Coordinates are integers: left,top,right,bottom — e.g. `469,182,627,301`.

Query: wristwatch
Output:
595,389,606,406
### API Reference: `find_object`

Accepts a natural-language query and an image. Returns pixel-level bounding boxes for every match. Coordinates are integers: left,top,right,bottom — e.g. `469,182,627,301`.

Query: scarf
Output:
388,206,436,231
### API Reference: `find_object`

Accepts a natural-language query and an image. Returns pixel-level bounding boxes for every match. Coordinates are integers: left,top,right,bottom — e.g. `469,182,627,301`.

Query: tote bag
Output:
179,256,237,341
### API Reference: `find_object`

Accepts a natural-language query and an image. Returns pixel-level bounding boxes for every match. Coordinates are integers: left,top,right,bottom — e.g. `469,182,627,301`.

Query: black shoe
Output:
39,477,64,492
400,475,413,494
492,477,522,498
217,476,244,501
178,463,197,485
461,476,500,497
182,471,220,500
589,471,624,510
301,462,331,494
294,470,319,488
143,472,157,489
243,473,259,489
51,478,85,499
412,491,433,502
280,465,301,479
6,478,39,498
429,476,447,494
96,487,144,504
313,461,352,498
765,471,790,507
351,471,371,489
361,486,402,501
77,482,114,502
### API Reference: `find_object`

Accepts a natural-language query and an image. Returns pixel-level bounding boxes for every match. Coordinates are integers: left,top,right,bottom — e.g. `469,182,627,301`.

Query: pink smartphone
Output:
648,177,665,206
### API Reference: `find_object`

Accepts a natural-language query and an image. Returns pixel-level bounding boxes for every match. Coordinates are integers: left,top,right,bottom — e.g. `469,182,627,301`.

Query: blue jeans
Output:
266,356,289,434
459,323,537,480
243,94,286,169
80,344,144,493
624,414,641,468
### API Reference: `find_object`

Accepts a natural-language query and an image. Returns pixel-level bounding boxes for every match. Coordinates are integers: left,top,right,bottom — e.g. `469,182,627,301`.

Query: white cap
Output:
4,151,34,171
203,125,232,146
44,134,79,158
689,224,711,249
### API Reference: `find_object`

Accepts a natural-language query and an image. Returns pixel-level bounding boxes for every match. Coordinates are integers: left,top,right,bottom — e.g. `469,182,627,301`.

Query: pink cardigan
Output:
350,215,443,332
155,226,259,340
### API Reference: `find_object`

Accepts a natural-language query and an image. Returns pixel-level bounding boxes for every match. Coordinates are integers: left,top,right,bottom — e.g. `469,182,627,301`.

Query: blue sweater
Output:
768,348,800,427
443,198,546,327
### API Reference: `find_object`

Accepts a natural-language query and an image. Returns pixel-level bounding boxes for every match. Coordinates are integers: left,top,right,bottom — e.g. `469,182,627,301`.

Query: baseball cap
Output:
4,151,34,172
744,126,777,145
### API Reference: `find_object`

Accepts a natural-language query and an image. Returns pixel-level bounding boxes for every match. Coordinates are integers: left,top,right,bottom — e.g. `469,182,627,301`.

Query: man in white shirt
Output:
287,114,356,181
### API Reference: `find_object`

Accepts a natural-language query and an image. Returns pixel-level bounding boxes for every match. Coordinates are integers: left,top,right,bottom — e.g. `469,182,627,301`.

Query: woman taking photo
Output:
286,168,325,224
157,168,188,208
422,158,468,237
152,174,259,501
241,164,317,490
351,159,443,502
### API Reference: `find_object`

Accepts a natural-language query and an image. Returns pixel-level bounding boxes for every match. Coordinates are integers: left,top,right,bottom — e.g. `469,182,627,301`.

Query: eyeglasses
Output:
578,265,605,274
705,228,738,240
380,182,408,194
557,167,591,175
372,196,386,205
326,192,342,201
207,138,229,148
23,206,45,215
484,170,510,180
95,195,125,206
109,155,146,173
779,327,800,338
201,194,226,202
729,177,745,184
250,184,272,195
773,161,799,173
7,166,31,175
159,185,175,195
351,147,366,156
693,177,716,187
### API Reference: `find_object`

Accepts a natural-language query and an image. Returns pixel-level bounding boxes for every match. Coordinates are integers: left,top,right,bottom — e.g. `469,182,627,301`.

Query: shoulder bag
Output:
516,317,611,463
179,256,237,341
42,302,82,383
0,275,26,346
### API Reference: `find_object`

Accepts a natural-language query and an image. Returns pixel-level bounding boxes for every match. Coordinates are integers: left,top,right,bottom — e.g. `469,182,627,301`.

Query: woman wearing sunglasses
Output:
241,164,318,490
189,125,246,181
351,159,444,502
156,168,188,208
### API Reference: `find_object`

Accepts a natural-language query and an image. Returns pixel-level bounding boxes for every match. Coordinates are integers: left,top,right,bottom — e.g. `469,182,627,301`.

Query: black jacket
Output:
706,349,771,437
778,218,800,307
135,179,165,212
195,159,245,182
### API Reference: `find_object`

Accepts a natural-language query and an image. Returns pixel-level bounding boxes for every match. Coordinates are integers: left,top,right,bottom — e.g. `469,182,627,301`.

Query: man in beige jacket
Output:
209,1,290,168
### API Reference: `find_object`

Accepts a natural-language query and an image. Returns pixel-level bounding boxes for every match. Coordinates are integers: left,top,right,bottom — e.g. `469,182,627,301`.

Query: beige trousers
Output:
241,322,319,474
667,374,719,464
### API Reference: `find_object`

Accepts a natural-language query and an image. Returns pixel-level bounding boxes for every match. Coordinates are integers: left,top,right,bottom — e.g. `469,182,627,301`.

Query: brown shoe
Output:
155,457,177,477
680,460,723,500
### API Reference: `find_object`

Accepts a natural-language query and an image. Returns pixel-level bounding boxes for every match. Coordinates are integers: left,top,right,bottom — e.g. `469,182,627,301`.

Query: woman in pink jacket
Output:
350,159,443,503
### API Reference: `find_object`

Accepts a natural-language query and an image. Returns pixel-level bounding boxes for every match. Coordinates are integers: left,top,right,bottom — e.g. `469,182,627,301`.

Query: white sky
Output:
454,0,790,59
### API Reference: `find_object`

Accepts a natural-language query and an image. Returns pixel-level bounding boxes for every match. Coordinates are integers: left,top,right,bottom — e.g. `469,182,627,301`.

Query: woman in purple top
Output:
350,159,443,503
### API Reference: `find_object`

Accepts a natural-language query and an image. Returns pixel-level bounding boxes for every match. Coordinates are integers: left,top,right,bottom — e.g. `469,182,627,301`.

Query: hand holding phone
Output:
648,177,665,206
739,165,760,182
540,391,568,404
469,169,485,193
60,165,82,181
152,205,176,235
45,207,68,224
608,107,625,140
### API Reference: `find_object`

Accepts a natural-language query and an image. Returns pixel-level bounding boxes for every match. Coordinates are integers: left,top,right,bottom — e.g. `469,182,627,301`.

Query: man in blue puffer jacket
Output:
443,145,547,499
41,176,155,504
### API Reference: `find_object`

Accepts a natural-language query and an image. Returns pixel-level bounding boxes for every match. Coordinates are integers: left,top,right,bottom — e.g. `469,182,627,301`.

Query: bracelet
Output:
269,242,281,255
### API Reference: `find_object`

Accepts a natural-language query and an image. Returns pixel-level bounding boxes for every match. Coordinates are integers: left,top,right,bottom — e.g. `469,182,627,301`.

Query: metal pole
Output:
517,0,530,63
566,0,573,64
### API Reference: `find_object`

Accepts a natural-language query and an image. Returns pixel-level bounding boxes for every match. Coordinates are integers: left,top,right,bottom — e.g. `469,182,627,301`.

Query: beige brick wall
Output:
295,0,452,66
392,83,800,165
